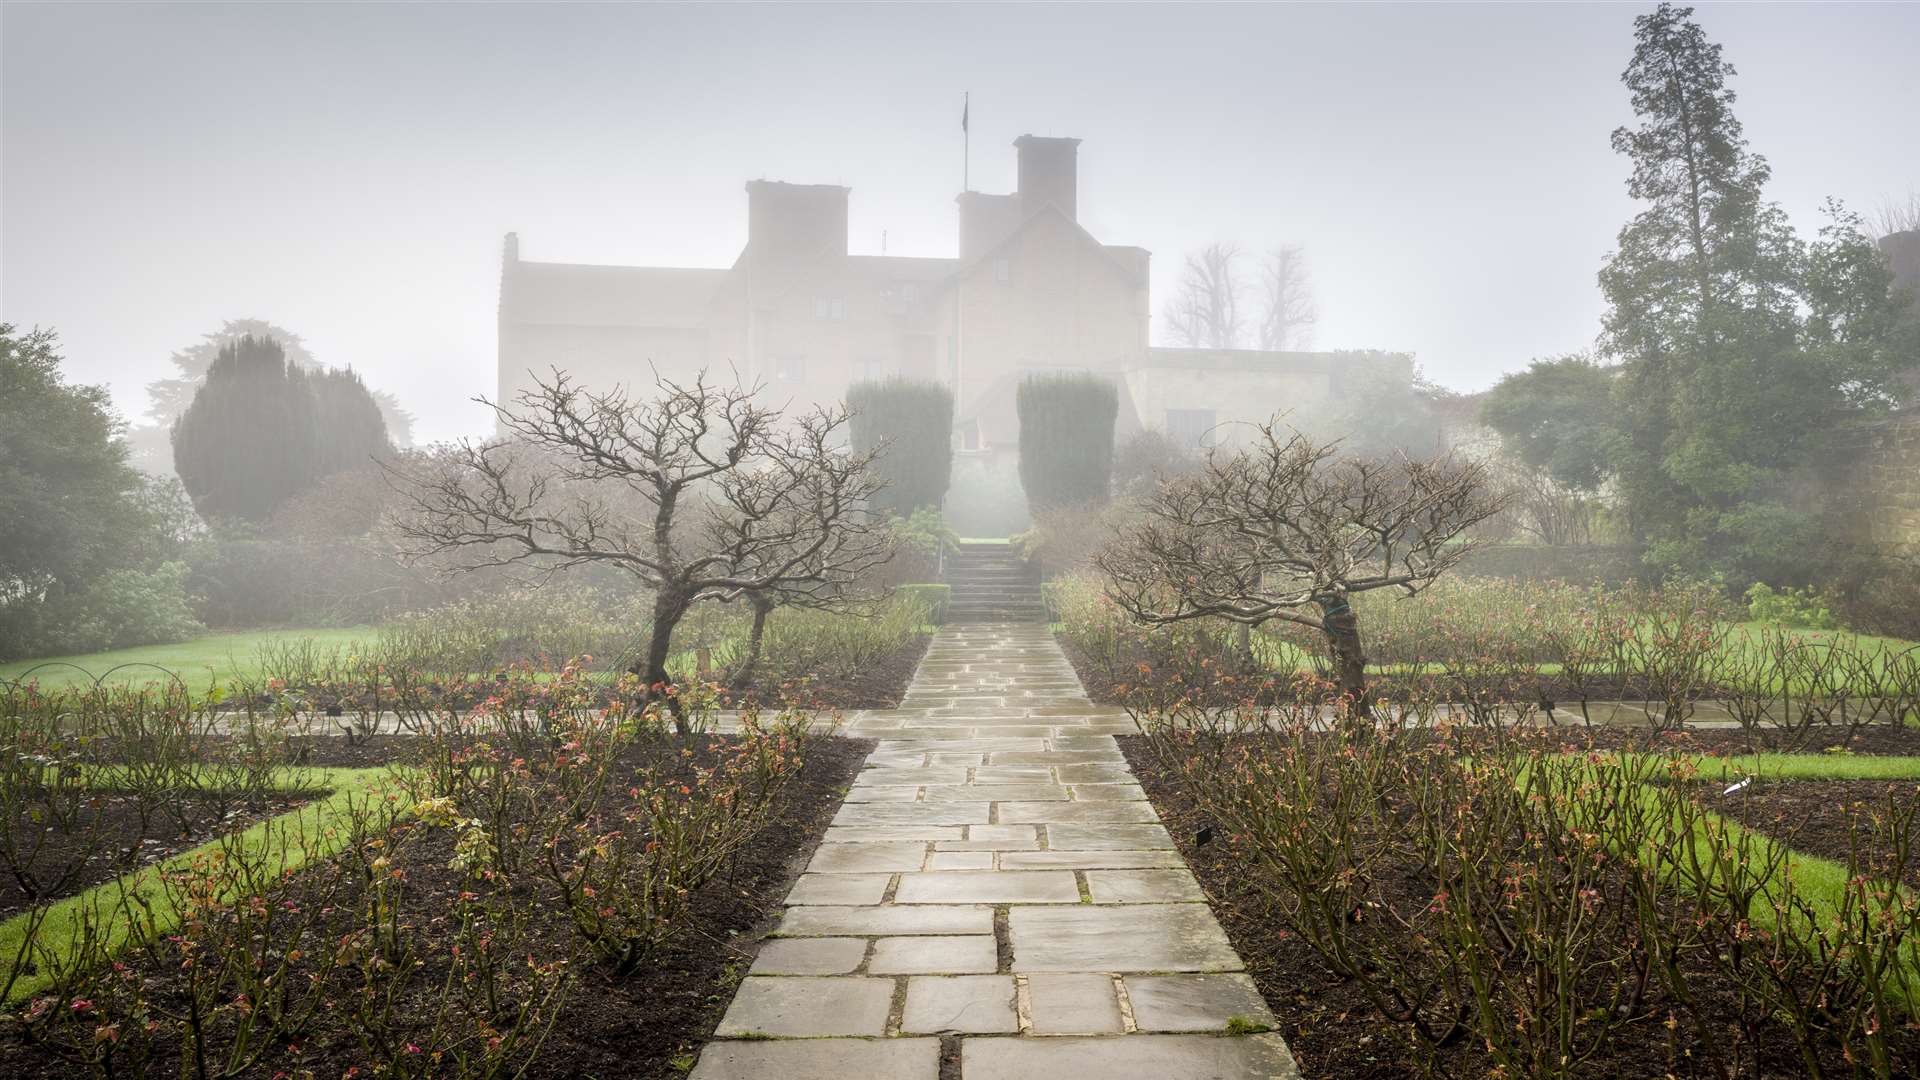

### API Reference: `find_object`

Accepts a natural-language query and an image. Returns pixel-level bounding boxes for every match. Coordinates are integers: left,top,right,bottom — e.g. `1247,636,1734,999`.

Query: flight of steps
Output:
946,541,1047,623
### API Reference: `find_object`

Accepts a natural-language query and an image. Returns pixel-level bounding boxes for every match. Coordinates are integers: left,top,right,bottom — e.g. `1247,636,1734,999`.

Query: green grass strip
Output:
0,766,403,1004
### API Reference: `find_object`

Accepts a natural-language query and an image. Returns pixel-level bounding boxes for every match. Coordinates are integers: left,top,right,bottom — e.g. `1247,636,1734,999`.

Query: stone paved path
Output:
690,623,1301,1080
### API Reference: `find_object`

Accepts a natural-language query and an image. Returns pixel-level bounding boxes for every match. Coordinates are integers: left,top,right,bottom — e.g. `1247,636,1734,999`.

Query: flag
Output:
961,95,969,133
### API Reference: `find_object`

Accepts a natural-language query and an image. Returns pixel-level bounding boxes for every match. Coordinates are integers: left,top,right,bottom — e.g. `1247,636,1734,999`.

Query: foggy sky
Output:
4,1,1917,444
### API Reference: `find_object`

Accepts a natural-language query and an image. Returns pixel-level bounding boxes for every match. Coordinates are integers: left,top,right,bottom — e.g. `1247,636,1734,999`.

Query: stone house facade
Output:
496,134,1406,463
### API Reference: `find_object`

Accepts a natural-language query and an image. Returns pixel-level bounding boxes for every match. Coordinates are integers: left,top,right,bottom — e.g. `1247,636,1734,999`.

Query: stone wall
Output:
1821,413,1920,555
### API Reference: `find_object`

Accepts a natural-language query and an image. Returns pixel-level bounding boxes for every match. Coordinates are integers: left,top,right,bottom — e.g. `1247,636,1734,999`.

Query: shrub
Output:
1015,374,1117,511
1111,429,1200,498
1014,500,1130,578
1745,582,1839,629
848,378,955,516
872,507,959,589
0,561,204,659
894,584,952,625
187,536,449,629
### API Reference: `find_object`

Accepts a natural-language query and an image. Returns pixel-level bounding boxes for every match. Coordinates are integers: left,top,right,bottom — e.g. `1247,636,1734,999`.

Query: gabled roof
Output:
503,260,726,329
948,202,1149,290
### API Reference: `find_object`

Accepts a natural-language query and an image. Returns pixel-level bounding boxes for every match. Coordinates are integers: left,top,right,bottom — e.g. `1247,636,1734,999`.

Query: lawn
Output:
0,626,374,692
1239,619,1919,682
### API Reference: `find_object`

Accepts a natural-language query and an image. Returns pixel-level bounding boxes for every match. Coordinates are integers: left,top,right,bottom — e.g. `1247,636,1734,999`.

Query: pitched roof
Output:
502,260,727,329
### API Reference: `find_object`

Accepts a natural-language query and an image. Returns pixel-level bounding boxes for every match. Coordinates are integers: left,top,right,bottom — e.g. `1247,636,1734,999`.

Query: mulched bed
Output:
1,792,316,919
1117,734,1920,1079
0,734,872,1080
1709,777,1920,889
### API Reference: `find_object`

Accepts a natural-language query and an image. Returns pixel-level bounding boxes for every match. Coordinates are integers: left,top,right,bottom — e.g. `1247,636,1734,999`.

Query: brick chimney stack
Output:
1014,135,1081,222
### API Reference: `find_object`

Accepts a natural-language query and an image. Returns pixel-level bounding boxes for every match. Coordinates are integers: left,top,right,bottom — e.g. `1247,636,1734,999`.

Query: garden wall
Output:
1819,413,1920,556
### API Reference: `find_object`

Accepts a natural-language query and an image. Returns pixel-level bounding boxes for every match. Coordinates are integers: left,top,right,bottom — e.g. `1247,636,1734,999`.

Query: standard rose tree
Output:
388,369,893,730
1096,423,1502,706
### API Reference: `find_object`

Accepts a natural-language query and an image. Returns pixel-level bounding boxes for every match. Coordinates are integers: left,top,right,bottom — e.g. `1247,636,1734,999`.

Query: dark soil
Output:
1710,777,1920,889
1117,734,1920,1079
0,734,872,1080
1571,723,1920,756
0,792,315,919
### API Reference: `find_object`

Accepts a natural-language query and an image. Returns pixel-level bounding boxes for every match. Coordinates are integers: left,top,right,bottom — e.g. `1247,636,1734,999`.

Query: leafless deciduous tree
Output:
1258,245,1317,351
1872,188,1920,237
388,369,893,730
1161,243,1245,349
1096,424,1503,706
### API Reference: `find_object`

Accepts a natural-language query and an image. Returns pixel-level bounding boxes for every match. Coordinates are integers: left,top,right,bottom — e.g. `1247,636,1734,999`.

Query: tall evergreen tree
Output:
143,318,415,448
1598,4,1914,580
1016,374,1118,511
310,366,393,477
171,335,323,523
848,378,955,516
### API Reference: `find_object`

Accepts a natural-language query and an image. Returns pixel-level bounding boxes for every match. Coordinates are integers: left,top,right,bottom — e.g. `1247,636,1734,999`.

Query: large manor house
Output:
496,134,1406,455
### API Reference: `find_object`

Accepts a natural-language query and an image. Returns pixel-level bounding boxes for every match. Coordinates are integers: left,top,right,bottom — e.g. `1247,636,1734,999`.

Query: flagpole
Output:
957,91,969,407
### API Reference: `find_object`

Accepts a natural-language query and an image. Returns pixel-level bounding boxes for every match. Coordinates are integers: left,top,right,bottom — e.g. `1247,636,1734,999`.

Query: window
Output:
1165,408,1217,451
813,297,845,321
992,258,1011,285
854,356,888,382
777,354,807,383
901,283,918,305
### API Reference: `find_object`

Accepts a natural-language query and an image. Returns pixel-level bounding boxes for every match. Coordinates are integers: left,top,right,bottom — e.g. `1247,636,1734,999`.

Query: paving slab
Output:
927,850,996,870
689,1037,939,1080
961,1033,1301,1079
894,870,1081,904
833,802,990,826
748,937,868,975
778,905,993,936
925,783,1070,801
1025,972,1126,1034
1009,904,1243,972
1069,783,1149,802
997,801,1160,824
1000,849,1187,870
869,934,999,974
784,873,892,906
807,841,928,874
1086,868,1207,903
714,976,892,1036
1045,823,1176,850
1124,973,1278,1033
902,975,1020,1033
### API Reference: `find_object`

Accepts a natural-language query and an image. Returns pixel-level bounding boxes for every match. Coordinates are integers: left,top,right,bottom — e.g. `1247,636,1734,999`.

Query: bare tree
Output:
1161,243,1245,349
1872,187,1920,237
1258,245,1317,351
1096,424,1503,706
388,369,892,730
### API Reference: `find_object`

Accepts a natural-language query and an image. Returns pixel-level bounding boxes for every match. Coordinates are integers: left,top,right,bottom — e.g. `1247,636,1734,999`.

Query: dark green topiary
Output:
1016,373,1117,511
848,378,954,515
172,336,390,523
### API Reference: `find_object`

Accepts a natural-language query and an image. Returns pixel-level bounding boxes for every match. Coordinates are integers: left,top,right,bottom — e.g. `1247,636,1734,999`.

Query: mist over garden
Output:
3,3,1920,1078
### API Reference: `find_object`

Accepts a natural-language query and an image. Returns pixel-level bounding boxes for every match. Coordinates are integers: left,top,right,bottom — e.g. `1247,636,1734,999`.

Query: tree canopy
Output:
1479,354,1623,494
1597,4,1917,581
172,335,391,524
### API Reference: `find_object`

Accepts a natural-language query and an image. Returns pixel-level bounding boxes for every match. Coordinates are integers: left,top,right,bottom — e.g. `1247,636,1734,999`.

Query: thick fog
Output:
3,1,1917,444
